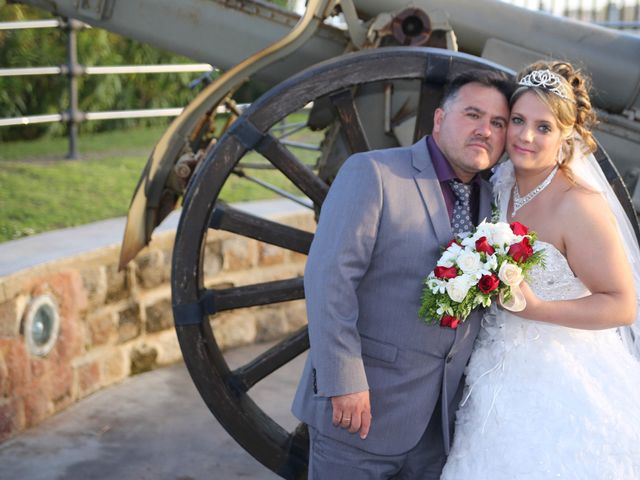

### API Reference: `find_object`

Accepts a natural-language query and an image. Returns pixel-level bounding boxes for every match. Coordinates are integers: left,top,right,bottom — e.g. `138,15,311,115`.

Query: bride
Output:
441,62,640,478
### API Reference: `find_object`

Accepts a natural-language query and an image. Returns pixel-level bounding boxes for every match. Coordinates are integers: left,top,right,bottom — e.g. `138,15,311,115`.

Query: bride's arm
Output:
518,189,637,329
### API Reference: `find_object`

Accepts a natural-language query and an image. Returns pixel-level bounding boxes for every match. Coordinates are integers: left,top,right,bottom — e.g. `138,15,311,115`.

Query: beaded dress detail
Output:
441,161,640,479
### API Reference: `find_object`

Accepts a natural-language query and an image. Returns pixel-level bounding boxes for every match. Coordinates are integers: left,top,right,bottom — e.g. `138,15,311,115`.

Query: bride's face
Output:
506,91,564,174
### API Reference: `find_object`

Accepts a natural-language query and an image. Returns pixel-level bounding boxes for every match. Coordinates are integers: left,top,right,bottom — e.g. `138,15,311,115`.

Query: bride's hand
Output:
516,281,543,316
498,281,541,314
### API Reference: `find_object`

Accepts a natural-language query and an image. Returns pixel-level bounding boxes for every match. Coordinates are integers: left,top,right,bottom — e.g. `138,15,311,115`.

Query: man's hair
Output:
440,69,515,110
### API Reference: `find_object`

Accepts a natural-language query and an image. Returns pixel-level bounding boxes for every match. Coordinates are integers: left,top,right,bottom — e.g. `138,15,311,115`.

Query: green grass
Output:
0,124,170,161
0,121,322,242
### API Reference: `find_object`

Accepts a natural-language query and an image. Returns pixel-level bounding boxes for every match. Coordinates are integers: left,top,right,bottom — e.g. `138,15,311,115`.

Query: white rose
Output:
489,222,517,246
446,275,473,303
456,249,482,276
498,262,523,286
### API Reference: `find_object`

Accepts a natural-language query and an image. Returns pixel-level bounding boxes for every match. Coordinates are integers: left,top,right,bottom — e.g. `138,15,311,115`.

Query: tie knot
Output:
449,180,472,201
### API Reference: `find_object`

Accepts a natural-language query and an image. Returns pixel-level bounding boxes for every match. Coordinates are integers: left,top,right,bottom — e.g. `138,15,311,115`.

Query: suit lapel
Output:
411,138,452,246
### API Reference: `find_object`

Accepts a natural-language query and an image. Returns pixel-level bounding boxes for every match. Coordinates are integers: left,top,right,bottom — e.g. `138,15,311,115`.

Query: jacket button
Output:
446,354,453,363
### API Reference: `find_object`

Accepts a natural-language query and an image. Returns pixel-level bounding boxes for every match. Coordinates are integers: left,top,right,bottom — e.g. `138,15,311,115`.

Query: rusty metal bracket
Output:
74,0,115,20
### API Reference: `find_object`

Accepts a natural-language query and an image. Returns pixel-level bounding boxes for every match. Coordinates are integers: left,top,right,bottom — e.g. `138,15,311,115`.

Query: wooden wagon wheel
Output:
171,46,640,479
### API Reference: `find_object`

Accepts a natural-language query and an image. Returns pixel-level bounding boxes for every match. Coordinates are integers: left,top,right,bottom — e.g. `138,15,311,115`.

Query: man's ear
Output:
432,108,444,135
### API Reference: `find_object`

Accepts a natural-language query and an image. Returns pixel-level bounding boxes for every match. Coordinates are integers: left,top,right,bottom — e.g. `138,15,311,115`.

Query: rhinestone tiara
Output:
518,69,574,102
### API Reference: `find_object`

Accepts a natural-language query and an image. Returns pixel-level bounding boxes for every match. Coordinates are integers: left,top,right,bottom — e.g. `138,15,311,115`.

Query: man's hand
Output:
331,390,372,439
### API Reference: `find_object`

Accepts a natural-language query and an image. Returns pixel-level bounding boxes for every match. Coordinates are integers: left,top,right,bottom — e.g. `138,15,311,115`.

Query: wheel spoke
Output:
210,203,313,254
413,80,443,141
205,278,305,313
330,89,370,153
230,327,309,392
255,134,329,206
412,55,451,141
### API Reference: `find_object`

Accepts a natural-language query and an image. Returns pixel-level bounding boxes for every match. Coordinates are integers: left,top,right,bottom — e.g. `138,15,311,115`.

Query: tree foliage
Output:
0,3,218,141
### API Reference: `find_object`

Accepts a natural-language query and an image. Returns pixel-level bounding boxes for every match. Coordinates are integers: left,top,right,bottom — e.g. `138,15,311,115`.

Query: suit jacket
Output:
292,137,493,455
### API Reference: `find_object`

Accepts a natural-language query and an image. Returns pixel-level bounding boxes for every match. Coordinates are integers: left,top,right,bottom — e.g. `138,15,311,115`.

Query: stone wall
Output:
0,210,314,442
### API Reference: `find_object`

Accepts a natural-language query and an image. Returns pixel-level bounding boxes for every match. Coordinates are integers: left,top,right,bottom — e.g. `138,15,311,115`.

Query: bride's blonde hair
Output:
512,61,598,182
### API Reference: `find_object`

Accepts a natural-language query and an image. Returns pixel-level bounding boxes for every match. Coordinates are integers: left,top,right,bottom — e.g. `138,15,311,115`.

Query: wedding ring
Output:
342,417,351,421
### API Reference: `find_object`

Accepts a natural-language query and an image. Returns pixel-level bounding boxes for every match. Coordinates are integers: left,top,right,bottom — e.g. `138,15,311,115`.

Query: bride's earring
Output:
556,146,565,166
557,139,571,166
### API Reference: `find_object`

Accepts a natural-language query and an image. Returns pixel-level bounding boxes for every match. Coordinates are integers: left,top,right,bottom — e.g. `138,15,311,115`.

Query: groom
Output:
292,69,513,478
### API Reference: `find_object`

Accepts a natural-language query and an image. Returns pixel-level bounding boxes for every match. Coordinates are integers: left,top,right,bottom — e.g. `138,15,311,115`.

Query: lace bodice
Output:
527,241,589,302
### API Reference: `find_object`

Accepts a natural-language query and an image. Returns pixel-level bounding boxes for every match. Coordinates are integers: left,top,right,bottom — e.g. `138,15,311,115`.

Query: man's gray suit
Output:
292,136,494,457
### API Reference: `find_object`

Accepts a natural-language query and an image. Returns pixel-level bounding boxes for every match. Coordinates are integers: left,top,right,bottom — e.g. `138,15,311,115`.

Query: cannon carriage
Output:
9,0,640,477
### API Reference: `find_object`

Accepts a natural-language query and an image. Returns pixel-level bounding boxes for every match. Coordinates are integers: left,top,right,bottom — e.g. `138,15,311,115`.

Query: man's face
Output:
432,82,510,183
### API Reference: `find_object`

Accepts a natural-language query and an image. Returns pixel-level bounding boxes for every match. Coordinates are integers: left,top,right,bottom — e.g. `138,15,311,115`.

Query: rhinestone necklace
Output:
512,165,559,217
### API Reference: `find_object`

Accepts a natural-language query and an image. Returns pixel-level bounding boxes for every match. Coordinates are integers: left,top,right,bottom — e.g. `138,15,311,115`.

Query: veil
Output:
568,138,640,359
491,136,640,359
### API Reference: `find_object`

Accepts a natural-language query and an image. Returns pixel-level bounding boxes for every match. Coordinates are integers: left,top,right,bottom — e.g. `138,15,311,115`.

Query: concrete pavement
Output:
0,342,306,480
0,199,309,277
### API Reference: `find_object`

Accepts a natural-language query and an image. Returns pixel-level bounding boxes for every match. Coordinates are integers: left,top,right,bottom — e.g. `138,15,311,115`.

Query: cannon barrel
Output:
7,0,348,87
356,0,640,115
10,0,640,116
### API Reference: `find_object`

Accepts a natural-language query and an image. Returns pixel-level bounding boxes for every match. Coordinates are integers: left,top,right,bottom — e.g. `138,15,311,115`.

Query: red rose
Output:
440,315,460,329
434,266,458,279
475,236,495,255
478,274,500,293
508,237,534,262
510,222,529,235
446,238,461,248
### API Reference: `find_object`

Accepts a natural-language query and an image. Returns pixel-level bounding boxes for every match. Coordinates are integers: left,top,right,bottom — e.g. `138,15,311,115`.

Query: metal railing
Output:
2,2,639,159
0,18,214,159
501,0,640,30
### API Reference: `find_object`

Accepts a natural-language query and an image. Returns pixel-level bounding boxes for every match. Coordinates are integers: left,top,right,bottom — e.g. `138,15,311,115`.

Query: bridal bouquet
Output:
419,221,545,329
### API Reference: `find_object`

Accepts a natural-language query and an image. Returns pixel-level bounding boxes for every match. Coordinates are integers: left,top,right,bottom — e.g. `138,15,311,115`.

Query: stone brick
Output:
29,356,47,380
284,300,308,331
40,271,88,317
76,360,101,398
222,237,258,271
101,349,127,385
0,398,24,442
117,305,141,344
80,266,107,308
202,240,223,279
255,307,291,342
153,331,182,365
87,311,118,347
145,298,174,333
0,296,26,338
258,243,287,267
0,349,8,398
47,365,74,408
130,344,158,375
136,250,168,289
211,311,256,351
0,339,31,392
106,264,129,302
51,315,84,365
289,251,308,265
23,389,53,427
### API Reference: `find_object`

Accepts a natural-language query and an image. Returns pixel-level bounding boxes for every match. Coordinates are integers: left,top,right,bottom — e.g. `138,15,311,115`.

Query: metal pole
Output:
65,17,80,159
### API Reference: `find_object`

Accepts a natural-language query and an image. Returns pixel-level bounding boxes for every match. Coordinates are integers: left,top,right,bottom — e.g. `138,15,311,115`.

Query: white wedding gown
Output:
441,168,640,479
